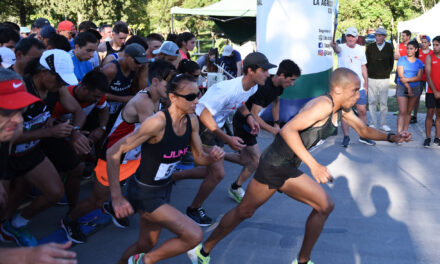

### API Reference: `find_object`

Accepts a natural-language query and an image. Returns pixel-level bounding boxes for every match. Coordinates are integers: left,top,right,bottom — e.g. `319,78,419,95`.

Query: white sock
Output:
11,213,29,228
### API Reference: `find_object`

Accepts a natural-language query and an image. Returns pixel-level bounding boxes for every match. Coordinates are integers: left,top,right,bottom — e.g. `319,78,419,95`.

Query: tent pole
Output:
171,14,174,33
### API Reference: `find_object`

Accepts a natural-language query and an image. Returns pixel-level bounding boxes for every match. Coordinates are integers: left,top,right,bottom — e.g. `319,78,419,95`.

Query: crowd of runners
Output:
0,17,438,264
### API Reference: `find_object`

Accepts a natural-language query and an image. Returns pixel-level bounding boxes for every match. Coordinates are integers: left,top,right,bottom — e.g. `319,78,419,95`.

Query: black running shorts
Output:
41,137,81,172
232,112,257,147
127,175,172,213
425,93,440,108
8,147,46,178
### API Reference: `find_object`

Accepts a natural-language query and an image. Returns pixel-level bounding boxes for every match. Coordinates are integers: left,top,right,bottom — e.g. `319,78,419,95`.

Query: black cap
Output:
32,18,50,29
243,52,276,70
124,43,149,64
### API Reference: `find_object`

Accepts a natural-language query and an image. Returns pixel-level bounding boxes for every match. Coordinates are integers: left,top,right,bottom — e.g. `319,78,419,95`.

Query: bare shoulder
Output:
300,95,332,114
188,113,199,130
97,42,107,52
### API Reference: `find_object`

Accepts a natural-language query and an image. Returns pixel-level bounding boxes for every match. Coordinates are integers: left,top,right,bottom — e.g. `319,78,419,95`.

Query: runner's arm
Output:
425,55,440,98
251,103,278,135
238,104,260,135
189,115,225,165
0,241,77,264
58,86,86,128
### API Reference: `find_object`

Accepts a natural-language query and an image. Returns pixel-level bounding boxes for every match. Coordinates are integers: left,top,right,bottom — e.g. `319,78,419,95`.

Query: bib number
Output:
154,161,180,181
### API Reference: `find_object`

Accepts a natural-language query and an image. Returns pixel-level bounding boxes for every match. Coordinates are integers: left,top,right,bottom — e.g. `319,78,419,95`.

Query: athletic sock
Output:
231,181,241,190
11,213,29,228
200,246,210,257
299,260,310,264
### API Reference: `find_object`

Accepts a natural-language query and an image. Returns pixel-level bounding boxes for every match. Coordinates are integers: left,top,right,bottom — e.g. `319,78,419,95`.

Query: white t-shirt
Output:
195,76,258,127
337,44,367,89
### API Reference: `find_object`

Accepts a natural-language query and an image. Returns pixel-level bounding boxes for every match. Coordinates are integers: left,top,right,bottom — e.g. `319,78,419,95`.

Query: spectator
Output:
366,28,394,132
20,26,30,38
12,38,44,77
0,26,20,51
166,33,178,44
57,20,76,49
423,36,440,147
219,45,242,77
395,29,412,60
70,31,98,81
153,41,180,68
197,48,219,73
396,40,423,134
145,33,164,59
177,32,196,60
99,24,112,42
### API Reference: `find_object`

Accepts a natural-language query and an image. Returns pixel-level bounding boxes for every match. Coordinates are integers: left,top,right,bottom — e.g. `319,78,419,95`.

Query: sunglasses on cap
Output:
172,91,201,101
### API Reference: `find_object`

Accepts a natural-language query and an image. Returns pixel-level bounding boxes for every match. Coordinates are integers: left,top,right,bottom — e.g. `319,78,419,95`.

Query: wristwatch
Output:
73,126,80,131
387,132,395,143
99,126,107,131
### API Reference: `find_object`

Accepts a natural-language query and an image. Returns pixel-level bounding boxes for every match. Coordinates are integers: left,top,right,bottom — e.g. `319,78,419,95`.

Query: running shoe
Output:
0,222,14,243
186,207,212,226
358,138,376,146
60,218,87,244
292,259,314,264
228,186,245,203
128,253,146,264
102,202,129,229
1,220,37,246
423,138,431,148
187,244,210,264
56,195,68,206
410,116,417,124
380,124,391,132
342,136,350,148
433,138,440,146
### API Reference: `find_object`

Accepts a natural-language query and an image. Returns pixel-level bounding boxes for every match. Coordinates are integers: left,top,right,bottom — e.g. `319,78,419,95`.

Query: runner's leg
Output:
67,179,109,220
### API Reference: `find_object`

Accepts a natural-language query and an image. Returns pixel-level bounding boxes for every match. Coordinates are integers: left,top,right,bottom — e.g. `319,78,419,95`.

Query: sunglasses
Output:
172,91,201,101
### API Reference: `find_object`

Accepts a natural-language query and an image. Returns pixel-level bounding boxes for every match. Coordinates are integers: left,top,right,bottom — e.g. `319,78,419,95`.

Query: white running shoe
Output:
228,186,245,203
381,124,391,132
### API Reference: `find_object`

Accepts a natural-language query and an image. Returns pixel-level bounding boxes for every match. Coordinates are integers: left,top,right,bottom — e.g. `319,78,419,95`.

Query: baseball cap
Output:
375,28,387,36
20,27,30,34
0,47,16,68
152,41,179,56
57,20,76,32
32,18,50,29
345,27,358,37
124,43,149,64
40,25,56,39
39,49,78,85
222,45,234,57
0,69,40,110
422,35,431,43
243,52,276,70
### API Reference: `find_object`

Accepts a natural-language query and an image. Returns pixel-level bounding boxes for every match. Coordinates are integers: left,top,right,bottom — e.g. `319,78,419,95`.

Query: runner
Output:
226,59,301,203
107,74,225,264
188,68,411,264
416,35,434,128
61,60,175,243
97,21,128,63
424,35,440,147
172,52,275,226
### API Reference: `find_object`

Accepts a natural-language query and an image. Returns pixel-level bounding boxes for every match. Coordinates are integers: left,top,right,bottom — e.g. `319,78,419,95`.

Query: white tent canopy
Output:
397,3,440,38
170,0,256,17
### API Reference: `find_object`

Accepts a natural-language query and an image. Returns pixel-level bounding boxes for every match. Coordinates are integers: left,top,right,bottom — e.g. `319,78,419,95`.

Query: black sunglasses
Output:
172,91,201,101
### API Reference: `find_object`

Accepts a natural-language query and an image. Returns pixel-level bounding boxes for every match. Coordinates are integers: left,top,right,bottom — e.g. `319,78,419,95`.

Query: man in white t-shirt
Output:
173,52,276,226
331,27,375,147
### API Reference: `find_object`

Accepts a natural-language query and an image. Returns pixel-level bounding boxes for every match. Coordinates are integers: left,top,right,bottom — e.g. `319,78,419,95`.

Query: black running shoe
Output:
410,116,417,124
61,218,87,244
102,202,129,229
423,138,431,148
186,207,212,226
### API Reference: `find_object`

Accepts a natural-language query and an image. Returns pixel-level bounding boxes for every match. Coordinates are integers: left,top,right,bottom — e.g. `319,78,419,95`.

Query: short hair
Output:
407,40,420,57
15,38,44,56
433,36,440,43
0,68,22,82
177,59,200,75
402,30,411,37
81,70,109,92
99,24,111,32
166,74,196,94
125,35,148,50
86,29,102,42
74,31,98,48
47,34,71,52
177,32,195,48
113,21,129,34
330,67,359,90
243,65,259,76
148,59,176,83
1,22,20,33
0,26,20,45
78,21,97,32
146,33,164,44
166,33,178,44
276,59,301,78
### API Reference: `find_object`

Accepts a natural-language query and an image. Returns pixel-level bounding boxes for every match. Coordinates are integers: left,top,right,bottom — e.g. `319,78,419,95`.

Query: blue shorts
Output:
356,89,367,105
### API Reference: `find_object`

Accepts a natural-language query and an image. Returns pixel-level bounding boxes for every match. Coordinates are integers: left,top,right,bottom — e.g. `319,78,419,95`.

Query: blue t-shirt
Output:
69,50,93,82
396,56,424,88
219,50,242,77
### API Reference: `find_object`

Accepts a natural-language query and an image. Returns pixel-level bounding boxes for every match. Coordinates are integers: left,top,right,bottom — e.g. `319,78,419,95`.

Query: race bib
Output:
154,161,180,181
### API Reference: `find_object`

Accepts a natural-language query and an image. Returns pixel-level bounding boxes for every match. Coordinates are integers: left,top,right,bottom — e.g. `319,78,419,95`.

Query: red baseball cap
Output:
0,78,40,110
57,20,76,32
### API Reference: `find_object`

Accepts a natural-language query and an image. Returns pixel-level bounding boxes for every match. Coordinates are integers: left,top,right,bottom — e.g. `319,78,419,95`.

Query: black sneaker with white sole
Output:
61,218,87,244
102,202,129,229
186,207,212,226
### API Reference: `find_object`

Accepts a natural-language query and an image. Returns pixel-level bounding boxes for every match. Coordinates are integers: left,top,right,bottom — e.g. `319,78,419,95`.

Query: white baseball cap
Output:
222,45,234,57
0,47,16,68
345,27,358,37
39,49,78,85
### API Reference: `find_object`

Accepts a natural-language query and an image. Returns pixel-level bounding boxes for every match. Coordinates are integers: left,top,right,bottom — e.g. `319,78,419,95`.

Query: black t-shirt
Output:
0,142,9,180
245,75,284,110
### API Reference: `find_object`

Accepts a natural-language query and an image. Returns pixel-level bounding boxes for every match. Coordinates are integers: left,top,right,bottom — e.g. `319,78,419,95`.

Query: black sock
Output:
299,260,310,264
231,181,241,190
200,246,210,257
